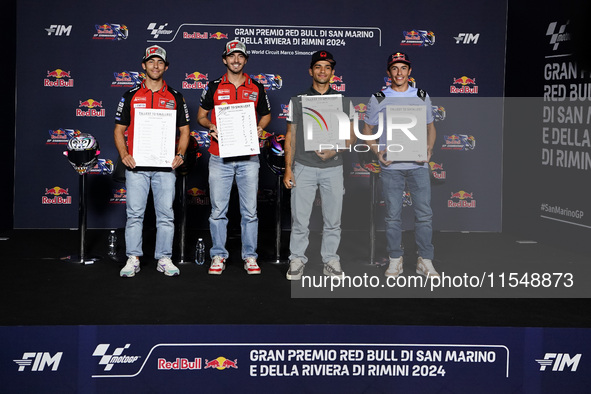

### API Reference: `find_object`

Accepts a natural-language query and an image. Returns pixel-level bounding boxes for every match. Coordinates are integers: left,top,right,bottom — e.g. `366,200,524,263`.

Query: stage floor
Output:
1,229,589,327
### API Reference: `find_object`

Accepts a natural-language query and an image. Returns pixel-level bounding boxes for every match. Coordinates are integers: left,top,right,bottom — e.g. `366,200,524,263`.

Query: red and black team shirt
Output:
200,73,271,156
115,81,190,156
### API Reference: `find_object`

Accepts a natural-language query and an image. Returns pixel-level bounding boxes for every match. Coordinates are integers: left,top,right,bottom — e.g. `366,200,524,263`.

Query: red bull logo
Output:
47,128,69,144
251,73,282,91
429,161,447,180
401,29,436,46
450,76,478,94
442,134,476,151
45,69,74,87
110,188,127,204
203,357,238,370
278,103,289,119
93,23,128,40
158,358,202,370
209,32,229,40
187,187,210,205
329,75,346,92
448,190,476,208
77,99,105,117
354,103,367,121
183,71,208,90
112,71,144,87
42,186,71,205
183,31,208,39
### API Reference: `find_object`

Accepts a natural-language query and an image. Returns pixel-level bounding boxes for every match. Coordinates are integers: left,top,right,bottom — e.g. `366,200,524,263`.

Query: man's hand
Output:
283,168,295,189
120,152,136,169
377,149,392,167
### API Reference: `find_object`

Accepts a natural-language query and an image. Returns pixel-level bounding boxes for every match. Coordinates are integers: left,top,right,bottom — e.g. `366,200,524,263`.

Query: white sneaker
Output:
244,257,261,275
385,256,403,278
324,260,343,277
157,257,180,276
416,257,440,278
208,256,226,275
286,259,305,280
120,256,140,278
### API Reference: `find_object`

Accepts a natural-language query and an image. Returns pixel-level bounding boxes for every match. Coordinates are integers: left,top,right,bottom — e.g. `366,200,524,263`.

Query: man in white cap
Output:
114,45,190,278
198,40,271,275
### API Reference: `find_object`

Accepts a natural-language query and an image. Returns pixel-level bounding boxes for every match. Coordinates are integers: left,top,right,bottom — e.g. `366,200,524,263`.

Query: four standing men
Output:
113,43,438,279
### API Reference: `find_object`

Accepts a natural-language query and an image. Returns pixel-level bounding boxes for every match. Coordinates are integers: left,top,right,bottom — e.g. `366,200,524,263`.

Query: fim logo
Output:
454,33,480,44
204,357,238,370
93,344,140,371
46,25,72,36
14,352,63,372
536,353,581,371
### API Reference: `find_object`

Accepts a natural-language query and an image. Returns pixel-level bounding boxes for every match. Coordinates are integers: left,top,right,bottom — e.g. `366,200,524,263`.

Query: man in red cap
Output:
362,52,439,279
114,45,190,278
198,40,271,276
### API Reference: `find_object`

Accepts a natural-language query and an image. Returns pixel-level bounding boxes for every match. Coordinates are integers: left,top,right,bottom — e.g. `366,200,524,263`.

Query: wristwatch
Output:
176,153,185,160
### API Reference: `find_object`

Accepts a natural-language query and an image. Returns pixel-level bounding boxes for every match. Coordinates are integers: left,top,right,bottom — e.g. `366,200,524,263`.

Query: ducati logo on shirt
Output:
244,91,258,101
159,98,176,109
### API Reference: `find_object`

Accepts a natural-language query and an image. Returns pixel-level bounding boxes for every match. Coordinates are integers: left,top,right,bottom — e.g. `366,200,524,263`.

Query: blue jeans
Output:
125,169,176,259
208,154,259,260
289,163,344,264
380,167,434,260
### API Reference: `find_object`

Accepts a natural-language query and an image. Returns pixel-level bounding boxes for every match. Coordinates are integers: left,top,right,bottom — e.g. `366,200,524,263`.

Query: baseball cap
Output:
223,40,249,58
142,45,169,65
387,52,411,69
310,50,336,68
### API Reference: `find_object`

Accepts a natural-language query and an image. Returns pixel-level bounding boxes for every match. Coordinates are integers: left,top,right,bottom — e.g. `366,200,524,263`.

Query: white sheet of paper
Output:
301,94,346,151
385,105,427,161
215,102,260,158
133,108,176,167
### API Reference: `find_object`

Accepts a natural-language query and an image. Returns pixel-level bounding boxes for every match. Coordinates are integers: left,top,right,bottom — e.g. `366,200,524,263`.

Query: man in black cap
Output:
283,50,355,280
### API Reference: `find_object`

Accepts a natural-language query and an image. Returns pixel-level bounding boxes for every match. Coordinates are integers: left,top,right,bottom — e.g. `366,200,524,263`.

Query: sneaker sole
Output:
384,271,402,278
244,265,261,275
286,272,302,280
208,264,225,275
323,269,344,277
416,268,439,278
157,266,179,276
120,267,140,278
